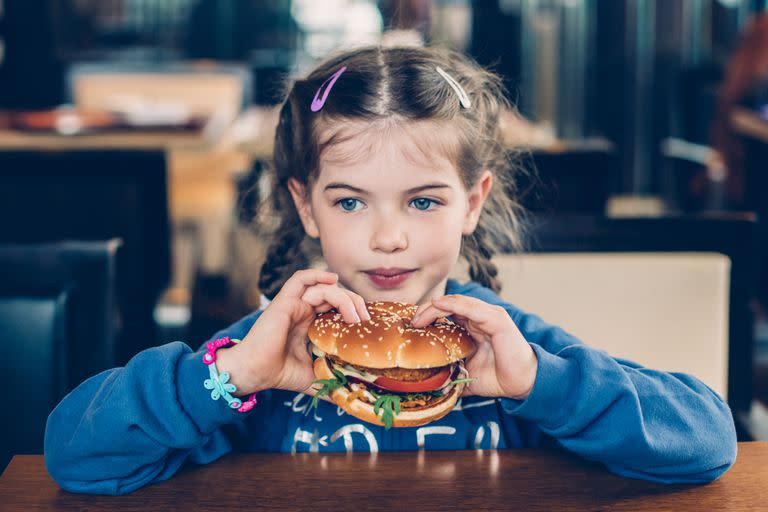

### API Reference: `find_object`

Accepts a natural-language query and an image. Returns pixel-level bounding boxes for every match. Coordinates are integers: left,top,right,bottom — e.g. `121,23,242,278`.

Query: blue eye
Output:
338,198,362,212
410,198,436,211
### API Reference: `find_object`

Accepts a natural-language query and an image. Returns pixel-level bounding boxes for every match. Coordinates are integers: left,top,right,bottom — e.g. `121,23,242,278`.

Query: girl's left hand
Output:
410,295,538,400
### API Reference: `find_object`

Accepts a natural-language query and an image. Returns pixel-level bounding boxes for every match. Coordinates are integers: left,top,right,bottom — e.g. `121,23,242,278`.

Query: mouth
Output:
363,268,417,289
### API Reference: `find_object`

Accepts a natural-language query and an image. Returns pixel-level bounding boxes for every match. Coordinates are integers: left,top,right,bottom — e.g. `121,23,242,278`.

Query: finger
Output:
302,285,361,323
347,291,371,321
280,269,339,300
430,295,506,330
310,301,334,314
410,303,453,328
413,300,433,320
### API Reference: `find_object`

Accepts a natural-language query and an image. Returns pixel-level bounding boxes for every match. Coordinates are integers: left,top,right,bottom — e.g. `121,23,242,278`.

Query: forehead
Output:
315,119,464,185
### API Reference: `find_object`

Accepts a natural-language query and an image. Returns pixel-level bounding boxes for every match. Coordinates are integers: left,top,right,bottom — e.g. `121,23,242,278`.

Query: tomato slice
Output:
373,367,451,393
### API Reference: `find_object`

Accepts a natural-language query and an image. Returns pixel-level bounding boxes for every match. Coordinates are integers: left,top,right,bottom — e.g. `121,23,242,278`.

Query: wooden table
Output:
0,114,230,151
1,442,765,511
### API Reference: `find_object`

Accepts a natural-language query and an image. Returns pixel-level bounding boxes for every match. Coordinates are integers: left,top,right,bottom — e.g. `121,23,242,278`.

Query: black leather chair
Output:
0,239,121,467
523,213,758,426
0,150,171,364
515,141,619,215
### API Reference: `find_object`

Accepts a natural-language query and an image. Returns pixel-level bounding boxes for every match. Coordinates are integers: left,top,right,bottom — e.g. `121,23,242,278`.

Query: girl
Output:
45,45,737,495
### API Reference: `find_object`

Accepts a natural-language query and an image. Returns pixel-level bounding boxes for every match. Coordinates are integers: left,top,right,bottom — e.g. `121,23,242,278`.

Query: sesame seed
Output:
365,352,370,357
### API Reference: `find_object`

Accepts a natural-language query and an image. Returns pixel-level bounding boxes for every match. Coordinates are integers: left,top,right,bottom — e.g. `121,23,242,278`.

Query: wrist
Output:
508,345,538,401
215,343,268,396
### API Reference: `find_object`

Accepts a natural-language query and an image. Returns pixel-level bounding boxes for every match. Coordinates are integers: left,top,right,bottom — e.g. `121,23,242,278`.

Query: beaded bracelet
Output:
202,337,257,413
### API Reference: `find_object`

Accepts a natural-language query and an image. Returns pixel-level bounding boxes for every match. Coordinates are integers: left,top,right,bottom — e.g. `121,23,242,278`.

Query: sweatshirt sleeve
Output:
44,310,264,495
500,303,738,484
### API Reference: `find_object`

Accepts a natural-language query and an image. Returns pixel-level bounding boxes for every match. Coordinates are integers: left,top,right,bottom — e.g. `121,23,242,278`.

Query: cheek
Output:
421,208,466,237
415,211,465,254
314,210,366,258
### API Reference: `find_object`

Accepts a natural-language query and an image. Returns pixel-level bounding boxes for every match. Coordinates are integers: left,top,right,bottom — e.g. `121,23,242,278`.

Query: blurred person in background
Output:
710,12,768,207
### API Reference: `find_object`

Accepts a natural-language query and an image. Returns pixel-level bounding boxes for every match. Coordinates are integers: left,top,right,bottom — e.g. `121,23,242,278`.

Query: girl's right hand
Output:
215,269,370,397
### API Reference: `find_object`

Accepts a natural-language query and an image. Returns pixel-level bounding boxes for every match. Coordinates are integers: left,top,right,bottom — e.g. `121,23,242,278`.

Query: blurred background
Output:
1,0,768,465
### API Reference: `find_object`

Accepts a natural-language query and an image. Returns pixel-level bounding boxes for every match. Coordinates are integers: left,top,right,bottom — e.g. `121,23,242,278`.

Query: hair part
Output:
258,45,528,299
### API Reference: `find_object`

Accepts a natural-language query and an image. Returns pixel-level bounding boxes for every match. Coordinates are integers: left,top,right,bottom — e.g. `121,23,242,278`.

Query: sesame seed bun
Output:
308,301,477,369
313,356,464,427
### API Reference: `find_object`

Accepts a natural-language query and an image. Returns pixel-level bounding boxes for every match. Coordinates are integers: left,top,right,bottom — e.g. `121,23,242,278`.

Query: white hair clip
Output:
436,67,471,109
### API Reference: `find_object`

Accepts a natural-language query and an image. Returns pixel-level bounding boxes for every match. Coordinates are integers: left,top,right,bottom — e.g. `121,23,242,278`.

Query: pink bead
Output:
237,394,257,413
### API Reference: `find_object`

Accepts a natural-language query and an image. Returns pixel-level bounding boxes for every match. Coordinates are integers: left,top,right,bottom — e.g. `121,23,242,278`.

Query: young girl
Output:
45,45,737,495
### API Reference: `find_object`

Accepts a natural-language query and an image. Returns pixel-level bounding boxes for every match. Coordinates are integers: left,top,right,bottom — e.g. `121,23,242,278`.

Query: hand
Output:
216,269,371,397
410,295,538,400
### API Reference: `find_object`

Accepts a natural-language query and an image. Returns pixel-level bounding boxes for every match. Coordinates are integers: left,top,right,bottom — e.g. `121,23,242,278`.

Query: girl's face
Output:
289,121,492,306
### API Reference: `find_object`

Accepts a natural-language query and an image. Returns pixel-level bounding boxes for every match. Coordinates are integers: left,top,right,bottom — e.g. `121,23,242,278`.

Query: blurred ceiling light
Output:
292,0,382,57
716,0,744,7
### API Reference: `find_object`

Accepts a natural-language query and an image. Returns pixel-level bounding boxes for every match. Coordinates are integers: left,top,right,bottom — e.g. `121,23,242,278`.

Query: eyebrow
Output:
323,182,452,194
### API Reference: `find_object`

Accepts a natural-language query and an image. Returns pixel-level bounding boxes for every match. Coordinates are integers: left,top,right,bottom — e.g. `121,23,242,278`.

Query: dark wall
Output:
0,0,64,109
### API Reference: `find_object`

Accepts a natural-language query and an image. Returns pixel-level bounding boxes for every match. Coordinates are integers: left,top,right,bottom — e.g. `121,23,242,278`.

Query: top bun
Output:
308,301,476,369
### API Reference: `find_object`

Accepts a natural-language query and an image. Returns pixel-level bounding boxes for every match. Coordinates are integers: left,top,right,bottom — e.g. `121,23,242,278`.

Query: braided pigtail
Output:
257,210,310,301
463,224,501,293
257,94,313,300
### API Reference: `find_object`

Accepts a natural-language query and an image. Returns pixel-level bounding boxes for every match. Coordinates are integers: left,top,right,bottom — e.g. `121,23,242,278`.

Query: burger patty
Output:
327,355,447,381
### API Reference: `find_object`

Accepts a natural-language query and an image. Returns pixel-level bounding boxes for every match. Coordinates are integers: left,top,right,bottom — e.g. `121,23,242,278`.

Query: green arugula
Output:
373,395,401,429
310,369,347,409
446,377,475,386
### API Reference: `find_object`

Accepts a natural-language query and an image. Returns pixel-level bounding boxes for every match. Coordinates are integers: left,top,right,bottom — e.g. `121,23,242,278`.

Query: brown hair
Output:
258,45,527,299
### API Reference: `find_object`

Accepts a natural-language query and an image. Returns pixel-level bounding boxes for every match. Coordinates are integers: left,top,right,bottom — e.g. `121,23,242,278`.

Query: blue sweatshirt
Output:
44,279,737,495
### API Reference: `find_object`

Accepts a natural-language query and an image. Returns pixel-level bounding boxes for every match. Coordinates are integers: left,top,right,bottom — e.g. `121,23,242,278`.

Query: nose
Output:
370,213,408,253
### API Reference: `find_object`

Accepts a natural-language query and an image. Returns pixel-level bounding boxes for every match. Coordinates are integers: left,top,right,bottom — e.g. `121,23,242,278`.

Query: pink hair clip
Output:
311,66,347,112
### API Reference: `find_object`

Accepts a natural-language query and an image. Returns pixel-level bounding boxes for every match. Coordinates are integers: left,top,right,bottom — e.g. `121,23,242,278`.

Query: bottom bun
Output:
313,356,464,428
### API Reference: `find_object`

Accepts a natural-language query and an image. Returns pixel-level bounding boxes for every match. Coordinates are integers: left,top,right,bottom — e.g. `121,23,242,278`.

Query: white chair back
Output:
454,253,730,398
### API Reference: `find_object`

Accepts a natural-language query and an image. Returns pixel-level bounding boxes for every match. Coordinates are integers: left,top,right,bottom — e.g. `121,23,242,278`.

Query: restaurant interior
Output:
1,0,768,480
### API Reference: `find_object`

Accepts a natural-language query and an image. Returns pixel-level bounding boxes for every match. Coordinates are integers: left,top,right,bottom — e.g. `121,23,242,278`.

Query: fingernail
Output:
353,311,362,323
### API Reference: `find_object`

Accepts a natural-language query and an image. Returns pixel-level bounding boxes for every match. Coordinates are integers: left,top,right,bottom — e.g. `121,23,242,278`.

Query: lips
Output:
363,268,417,289
364,268,415,277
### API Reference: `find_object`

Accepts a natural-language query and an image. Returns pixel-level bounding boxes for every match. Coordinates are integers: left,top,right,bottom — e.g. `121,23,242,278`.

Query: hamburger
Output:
308,301,477,429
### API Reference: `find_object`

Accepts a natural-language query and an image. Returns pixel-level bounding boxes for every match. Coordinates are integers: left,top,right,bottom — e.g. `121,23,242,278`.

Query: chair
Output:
520,214,758,416
515,140,619,215
0,239,121,466
486,253,730,399
0,149,171,364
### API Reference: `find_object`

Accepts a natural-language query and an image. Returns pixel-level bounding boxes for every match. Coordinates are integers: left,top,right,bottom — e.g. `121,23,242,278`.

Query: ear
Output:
287,178,320,239
462,170,493,235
